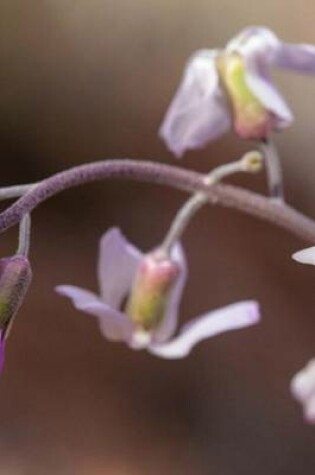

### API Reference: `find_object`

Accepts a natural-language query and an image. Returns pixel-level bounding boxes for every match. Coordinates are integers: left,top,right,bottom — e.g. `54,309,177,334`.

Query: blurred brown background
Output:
1,1,315,474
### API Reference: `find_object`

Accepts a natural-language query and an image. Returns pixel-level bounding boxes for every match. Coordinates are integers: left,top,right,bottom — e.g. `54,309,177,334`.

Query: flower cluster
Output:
0,26,314,436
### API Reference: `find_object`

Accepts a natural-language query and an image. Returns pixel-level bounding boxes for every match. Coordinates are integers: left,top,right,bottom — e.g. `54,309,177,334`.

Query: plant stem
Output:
17,213,31,257
161,154,261,253
260,138,284,202
0,159,314,242
0,183,37,200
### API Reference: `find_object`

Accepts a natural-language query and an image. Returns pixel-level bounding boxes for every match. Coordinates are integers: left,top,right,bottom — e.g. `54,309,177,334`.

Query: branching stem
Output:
0,159,314,243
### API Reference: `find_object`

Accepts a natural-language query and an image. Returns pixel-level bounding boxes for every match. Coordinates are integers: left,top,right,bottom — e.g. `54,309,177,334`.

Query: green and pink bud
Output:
57,228,260,359
125,250,180,333
0,255,32,372
217,53,273,140
0,255,32,336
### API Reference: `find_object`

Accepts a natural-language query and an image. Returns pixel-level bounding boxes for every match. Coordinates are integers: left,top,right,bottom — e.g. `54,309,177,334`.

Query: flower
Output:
0,255,32,373
292,246,315,266
160,26,315,157
291,359,315,423
56,227,260,359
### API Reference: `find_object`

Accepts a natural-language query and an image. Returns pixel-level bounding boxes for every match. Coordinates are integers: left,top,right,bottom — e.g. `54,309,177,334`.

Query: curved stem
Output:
0,159,314,242
161,192,206,254
161,154,261,254
17,213,31,257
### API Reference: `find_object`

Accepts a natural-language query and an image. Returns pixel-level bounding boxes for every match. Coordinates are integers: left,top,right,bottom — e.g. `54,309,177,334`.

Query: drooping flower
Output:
0,255,32,373
291,359,315,423
160,27,315,157
56,227,260,359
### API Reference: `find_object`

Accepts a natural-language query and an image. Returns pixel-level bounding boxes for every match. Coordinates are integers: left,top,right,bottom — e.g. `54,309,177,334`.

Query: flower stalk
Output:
161,151,263,254
17,213,31,257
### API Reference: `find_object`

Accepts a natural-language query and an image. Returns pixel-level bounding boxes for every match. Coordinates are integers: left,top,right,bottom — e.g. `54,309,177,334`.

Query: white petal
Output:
226,27,280,60
292,246,315,266
243,60,293,128
290,359,315,403
226,27,293,128
98,227,142,309
159,49,231,157
56,285,133,342
304,394,315,424
149,300,260,359
290,359,315,424
152,242,188,343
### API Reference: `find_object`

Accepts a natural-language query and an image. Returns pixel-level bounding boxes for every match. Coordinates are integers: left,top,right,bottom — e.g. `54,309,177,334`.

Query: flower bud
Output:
240,151,263,173
125,250,180,332
217,53,273,140
0,255,32,340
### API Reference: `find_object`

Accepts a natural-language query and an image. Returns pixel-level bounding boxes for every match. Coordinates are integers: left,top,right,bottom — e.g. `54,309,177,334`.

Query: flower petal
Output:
149,300,260,359
159,50,231,157
98,227,142,309
226,27,293,128
56,285,133,342
152,242,188,343
291,359,315,403
226,27,280,60
292,246,315,266
290,359,315,424
273,43,315,74
303,394,315,424
243,61,293,128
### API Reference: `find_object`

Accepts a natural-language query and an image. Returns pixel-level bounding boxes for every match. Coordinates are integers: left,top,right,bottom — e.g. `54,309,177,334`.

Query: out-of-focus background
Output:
1,1,315,474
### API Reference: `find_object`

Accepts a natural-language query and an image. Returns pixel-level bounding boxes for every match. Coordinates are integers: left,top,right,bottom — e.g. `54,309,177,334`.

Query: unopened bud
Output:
217,53,273,140
126,250,180,332
240,151,263,173
0,255,32,340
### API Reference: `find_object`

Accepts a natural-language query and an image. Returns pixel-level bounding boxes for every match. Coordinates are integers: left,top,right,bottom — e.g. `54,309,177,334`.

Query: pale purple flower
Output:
160,26,315,157
291,359,315,423
56,227,260,359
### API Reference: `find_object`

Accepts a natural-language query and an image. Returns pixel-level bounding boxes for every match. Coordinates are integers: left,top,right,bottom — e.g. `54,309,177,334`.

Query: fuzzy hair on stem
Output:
0,159,313,242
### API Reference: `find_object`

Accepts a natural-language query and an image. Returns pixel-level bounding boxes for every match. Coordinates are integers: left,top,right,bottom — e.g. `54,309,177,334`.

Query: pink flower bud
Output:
125,250,180,332
217,53,273,140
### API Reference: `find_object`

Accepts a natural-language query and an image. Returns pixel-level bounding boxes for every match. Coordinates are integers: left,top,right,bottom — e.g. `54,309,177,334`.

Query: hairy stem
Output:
161,154,262,253
0,183,37,201
0,159,314,242
16,213,31,257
